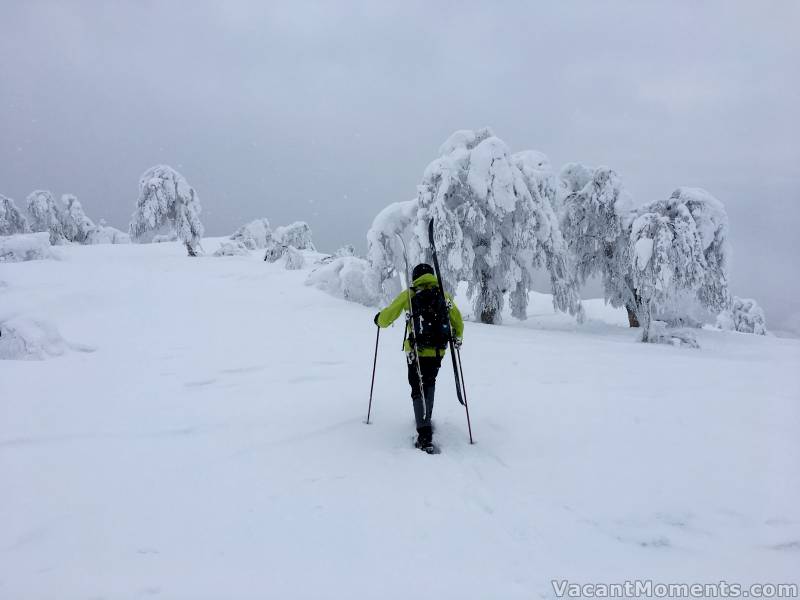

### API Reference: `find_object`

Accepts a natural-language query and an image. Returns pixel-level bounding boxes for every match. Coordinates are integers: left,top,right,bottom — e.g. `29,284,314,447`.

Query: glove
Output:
454,338,462,350
374,313,381,326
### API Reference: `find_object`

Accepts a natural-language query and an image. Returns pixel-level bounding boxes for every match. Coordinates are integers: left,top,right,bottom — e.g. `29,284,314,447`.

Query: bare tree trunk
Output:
185,241,197,257
480,306,497,324
626,305,640,327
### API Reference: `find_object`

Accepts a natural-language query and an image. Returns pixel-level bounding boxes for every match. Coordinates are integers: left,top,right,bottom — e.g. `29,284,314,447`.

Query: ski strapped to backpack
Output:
428,218,474,444
395,234,428,421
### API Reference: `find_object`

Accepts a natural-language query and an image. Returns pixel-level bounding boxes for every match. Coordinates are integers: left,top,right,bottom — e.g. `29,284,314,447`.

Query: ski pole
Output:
455,346,474,444
365,324,380,424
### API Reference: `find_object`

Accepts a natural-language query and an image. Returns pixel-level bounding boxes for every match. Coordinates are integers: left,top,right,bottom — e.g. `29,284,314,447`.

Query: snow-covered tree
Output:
629,189,731,342
231,218,272,250
365,198,421,302
274,221,315,251
0,194,29,235
669,187,730,314
60,194,95,243
129,165,204,256
559,165,637,324
26,190,67,245
415,128,585,324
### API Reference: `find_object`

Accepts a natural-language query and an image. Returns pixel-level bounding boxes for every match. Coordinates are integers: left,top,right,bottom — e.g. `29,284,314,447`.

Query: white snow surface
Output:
0,239,798,598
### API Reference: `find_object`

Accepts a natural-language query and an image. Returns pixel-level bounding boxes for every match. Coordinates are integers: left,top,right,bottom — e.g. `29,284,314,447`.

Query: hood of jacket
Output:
411,273,439,290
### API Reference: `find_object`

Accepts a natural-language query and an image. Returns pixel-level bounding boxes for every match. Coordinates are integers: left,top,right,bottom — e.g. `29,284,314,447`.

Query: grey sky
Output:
1,1,798,328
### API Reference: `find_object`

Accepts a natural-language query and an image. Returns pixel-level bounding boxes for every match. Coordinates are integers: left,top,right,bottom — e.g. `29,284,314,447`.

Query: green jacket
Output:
376,273,464,356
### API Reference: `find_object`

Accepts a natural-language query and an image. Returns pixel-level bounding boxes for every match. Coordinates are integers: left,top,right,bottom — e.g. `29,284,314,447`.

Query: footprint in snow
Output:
184,379,216,387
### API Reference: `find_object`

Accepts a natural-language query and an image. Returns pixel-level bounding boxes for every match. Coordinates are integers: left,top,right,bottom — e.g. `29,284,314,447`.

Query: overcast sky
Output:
1,1,798,328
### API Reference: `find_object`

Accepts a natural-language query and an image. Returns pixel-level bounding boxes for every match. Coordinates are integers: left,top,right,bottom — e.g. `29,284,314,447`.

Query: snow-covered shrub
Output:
0,232,55,262
334,244,356,258
284,246,305,270
629,189,731,342
263,238,286,262
365,198,420,302
717,296,767,335
669,187,731,313
26,190,67,245
214,240,249,256
231,218,272,250
559,165,636,321
60,194,95,243
84,220,131,244
129,165,204,256
645,320,700,349
274,221,315,251
306,256,380,306
0,317,92,360
0,194,29,235
416,128,581,323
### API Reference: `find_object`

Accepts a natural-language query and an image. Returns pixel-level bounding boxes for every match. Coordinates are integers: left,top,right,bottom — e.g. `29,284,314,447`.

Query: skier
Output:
374,263,464,451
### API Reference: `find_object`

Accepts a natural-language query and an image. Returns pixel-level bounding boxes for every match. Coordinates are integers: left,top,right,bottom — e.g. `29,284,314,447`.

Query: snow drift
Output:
0,232,55,262
0,317,93,360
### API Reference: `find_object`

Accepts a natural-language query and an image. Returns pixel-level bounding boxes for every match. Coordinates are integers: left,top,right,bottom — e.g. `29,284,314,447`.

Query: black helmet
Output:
412,263,434,280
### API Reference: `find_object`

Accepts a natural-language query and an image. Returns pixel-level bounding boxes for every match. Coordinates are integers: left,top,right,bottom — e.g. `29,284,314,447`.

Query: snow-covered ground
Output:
1,240,798,599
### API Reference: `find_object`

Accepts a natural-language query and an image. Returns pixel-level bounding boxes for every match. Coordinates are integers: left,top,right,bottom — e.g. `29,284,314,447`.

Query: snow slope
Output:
1,240,798,599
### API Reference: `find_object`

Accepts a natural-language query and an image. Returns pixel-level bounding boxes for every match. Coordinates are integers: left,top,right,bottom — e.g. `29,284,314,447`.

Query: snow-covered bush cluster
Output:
227,219,318,265
717,296,767,335
228,218,316,259
130,165,204,256
306,256,380,306
1,189,130,248
0,232,55,262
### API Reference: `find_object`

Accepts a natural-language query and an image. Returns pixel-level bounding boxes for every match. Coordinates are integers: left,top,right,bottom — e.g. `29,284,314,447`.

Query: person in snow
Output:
374,263,464,450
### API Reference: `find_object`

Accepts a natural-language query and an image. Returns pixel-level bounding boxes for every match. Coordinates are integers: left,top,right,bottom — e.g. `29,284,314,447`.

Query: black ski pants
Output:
407,353,443,429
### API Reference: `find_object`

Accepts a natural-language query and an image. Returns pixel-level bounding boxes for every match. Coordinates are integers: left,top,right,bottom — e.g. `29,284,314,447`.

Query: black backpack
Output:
409,286,451,350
